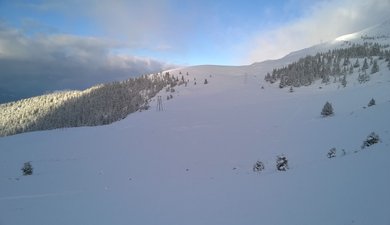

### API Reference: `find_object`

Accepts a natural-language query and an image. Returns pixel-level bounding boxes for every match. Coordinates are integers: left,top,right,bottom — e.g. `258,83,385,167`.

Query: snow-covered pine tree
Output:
371,60,379,74
22,162,33,176
349,65,354,74
362,58,369,71
276,155,289,171
321,101,334,117
353,59,360,68
368,98,375,107
358,70,370,83
361,132,380,149
264,73,271,82
342,57,350,66
327,148,336,158
253,161,265,172
341,75,347,87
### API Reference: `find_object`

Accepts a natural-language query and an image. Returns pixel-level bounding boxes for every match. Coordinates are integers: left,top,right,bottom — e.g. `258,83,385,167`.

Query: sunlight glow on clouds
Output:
246,0,390,63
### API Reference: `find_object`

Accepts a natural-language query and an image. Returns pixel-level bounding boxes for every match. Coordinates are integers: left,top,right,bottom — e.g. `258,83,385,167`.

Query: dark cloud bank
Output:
0,23,173,103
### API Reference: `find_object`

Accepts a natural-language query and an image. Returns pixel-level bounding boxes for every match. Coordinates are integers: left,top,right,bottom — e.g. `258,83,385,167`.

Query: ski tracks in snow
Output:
0,190,83,201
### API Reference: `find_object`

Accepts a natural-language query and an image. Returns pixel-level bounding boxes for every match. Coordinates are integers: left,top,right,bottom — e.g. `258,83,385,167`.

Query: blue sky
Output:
0,0,389,102
1,0,389,65
0,0,336,65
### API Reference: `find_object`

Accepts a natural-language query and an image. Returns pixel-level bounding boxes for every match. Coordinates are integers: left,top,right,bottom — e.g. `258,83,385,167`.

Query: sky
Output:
0,0,390,102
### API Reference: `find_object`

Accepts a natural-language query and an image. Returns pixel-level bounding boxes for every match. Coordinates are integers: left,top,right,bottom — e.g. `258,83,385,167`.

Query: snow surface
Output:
1,62,390,225
1,22,390,225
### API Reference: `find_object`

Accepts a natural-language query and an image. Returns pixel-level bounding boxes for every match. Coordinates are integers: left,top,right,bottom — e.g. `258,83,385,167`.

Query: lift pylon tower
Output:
156,96,163,111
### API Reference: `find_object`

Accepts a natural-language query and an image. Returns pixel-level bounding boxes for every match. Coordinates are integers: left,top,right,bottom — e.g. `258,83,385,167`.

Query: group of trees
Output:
0,72,181,136
327,131,380,159
264,42,390,88
253,155,289,172
322,97,380,159
321,97,376,117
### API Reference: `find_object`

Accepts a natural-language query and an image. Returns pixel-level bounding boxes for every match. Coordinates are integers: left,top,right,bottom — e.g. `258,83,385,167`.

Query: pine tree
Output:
371,60,379,74
361,132,380,149
327,148,336,158
362,58,369,71
368,98,375,107
358,70,370,83
353,59,360,68
321,101,334,117
341,75,347,87
342,57,350,66
253,161,265,172
22,162,33,176
276,155,289,171
349,65,354,74
265,73,271,82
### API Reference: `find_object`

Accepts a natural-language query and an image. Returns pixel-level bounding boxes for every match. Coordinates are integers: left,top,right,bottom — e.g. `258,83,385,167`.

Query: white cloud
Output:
15,0,205,55
246,0,390,63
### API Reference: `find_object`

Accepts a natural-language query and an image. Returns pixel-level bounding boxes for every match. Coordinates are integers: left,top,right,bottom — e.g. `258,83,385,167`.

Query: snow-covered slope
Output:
171,19,390,79
1,20,390,225
1,56,390,225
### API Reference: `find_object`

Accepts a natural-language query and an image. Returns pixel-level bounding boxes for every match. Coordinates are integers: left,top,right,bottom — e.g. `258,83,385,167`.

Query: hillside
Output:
174,19,390,79
1,55,390,225
1,20,390,137
0,73,180,137
1,21,390,225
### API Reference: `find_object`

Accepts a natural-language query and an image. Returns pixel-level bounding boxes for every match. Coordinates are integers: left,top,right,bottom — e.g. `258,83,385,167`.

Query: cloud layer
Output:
246,0,390,63
0,22,172,103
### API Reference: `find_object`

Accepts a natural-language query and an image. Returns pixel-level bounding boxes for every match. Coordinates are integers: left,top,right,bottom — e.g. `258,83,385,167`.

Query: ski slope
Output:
1,20,390,225
1,60,390,225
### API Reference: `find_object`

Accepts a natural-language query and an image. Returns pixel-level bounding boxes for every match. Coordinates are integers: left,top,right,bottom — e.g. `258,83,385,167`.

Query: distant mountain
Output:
170,19,390,79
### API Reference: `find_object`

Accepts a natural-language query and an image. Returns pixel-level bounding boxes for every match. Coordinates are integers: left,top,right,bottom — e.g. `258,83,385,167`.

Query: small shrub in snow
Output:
276,155,289,171
21,162,33,176
327,147,337,158
368,98,375,107
253,161,265,172
361,132,380,149
321,101,334,117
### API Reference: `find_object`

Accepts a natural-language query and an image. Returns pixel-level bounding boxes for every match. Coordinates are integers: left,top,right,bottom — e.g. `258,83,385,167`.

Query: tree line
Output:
0,72,180,137
264,42,390,88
